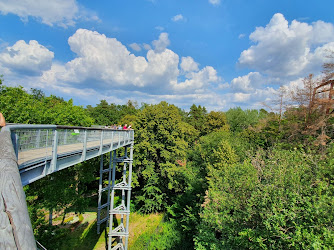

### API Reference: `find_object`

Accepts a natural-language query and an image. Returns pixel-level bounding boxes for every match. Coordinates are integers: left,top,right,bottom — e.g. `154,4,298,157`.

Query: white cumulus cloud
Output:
238,33,245,39
173,66,220,92
209,0,221,6
129,43,142,52
152,32,170,53
60,29,149,86
0,40,54,76
238,13,334,78
180,56,199,72
39,29,220,95
172,14,184,22
0,0,98,27
155,26,165,31
231,72,265,93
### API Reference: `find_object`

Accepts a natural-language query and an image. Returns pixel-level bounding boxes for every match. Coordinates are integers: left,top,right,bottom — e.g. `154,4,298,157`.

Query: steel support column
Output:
107,142,134,250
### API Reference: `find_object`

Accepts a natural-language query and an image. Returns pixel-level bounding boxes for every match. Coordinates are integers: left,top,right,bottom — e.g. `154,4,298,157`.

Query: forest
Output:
0,57,333,249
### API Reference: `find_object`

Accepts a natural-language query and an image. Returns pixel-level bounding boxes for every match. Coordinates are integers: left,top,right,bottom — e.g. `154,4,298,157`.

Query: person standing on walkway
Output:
0,112,5,127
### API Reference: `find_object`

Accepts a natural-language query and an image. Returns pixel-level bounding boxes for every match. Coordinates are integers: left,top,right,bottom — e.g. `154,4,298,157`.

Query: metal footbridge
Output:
0,124,134,250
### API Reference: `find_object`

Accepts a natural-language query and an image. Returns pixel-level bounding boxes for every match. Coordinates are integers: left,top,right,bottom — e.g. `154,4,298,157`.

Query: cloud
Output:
180,56,199,72
0,40,54,76
310,20,334,44
38,29,220,96
129,43,141,52
222,87,277,110
217,82,229,90
231,72,265,93
238,13,334,78
173,66,220,93
143,43,152,50
171,14,184,22
0,0,98,27
233,92,250,102
230,13,334,110
155,26,165,31
60,29,151,87
152,32,170,53
238,33,245,39
209,0,221,6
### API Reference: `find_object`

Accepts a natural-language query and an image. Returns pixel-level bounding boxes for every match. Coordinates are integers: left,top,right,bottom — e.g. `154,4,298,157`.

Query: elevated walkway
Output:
0,124,134,250
2,124,134,186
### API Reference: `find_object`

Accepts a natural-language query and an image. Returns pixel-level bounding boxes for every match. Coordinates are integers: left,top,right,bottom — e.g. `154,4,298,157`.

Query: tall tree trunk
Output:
61,209,67,225
49,208,53,226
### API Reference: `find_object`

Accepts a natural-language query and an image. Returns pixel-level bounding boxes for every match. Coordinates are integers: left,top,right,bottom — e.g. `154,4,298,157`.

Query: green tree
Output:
134,101,197,213
87,100,119,126
203,111,229,134
87,99,139,126
195,146,334,249
0,85,93,126
187,104,207,136
225,107,267,133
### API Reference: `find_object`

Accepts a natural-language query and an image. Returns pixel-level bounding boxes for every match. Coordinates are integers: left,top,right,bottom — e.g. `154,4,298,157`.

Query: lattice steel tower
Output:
97,142,134,250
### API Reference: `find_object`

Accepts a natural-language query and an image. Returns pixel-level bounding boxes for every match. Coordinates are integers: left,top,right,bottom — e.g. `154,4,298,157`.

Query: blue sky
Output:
0,0,334,111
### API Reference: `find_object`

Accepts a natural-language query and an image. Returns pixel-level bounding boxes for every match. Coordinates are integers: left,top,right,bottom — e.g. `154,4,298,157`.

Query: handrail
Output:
2,124,132,131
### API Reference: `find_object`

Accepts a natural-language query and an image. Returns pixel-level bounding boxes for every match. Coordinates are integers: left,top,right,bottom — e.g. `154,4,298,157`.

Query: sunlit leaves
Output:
134,101,195,213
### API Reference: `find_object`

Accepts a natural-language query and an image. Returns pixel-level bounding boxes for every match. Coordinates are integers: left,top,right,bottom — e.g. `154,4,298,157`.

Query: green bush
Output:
35,225,70,250
195,147,334,249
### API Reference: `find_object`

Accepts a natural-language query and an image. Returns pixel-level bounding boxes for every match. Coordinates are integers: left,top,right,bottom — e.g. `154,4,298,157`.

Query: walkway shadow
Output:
72,220,105,250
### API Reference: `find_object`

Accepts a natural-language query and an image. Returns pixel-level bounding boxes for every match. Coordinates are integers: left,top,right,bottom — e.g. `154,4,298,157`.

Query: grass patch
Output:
56,212,106,250
128,213,164,249
38,210,180,249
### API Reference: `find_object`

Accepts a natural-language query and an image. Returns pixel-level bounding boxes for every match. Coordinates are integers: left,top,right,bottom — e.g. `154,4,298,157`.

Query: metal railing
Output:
2,124,134,186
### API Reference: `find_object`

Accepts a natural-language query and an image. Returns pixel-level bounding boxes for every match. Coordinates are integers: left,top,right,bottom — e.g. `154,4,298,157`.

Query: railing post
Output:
50,129,59,173
82,129,87,161
110,131,114,151
11,132,19,159
36,129,41,148
99,130,104,155
118,131,121,147
64,129,68,145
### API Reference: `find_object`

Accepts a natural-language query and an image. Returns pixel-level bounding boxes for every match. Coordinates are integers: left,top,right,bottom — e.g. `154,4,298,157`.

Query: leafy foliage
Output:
134,101,197,213
86,99,138,126
0,85,93,126
195,147,334,249
226,107,267,132
187,104,207,136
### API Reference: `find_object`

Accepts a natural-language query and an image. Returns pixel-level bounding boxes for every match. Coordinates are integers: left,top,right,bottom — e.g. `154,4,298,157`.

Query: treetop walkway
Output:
3,124,134,186
0,124,134,250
